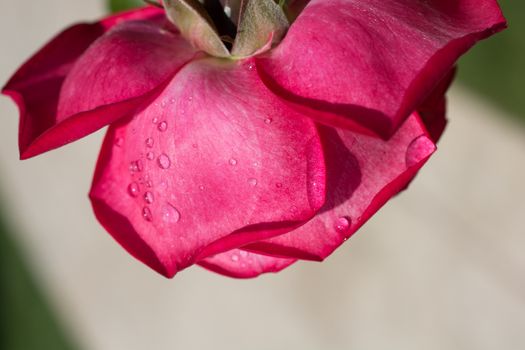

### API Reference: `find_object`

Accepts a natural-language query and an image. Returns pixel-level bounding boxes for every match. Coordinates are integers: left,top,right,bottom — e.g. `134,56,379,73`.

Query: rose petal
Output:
418,68,456,143
198,249,296,278
257,0,506,137
89,58,326,277
2,7,196,159
246,114,436,261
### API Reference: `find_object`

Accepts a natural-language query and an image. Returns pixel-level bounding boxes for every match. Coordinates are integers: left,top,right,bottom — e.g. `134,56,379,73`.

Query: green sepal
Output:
164,0,230,58
231,0,289,58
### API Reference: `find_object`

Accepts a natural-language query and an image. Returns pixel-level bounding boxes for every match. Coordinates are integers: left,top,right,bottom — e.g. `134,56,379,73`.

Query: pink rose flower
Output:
2,1,506,278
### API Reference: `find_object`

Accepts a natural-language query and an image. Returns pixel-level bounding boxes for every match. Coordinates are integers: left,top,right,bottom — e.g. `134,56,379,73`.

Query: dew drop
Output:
158,121,168,132
188,96,193,102
114,137,123,147
152,117,159,124
275,182,283,188
229,158,238,166
192,143,198,149
248,178,258,186
247,62,255,71
231,254,239,262
143,191,155,204
160,100,167,108
199,185,205,191
239,250,248,258
145,138,154,148
264,117,273,125
127,182,140,197
142,207,153,222
334,216,351,235
157,153,171,169
129,160,143,173
146,152,155,160
406,135,434,168
223,5,231,17
162,203,181,224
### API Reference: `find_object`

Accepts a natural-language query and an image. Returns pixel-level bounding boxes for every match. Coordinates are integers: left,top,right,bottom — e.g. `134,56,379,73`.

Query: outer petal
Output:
417,68,456,143
2,7,196,159
89,58,326,277
246,114,436,261
198,249,296,278
257,0,506,137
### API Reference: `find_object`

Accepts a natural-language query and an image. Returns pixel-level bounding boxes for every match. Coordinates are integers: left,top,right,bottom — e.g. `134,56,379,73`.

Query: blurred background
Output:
0,1,524,349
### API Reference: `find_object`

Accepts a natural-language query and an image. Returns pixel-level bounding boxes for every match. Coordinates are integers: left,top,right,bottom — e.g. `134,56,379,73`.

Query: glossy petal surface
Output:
247,114,436,260
258,0,506,136
90,58,326,277
198,249,296,278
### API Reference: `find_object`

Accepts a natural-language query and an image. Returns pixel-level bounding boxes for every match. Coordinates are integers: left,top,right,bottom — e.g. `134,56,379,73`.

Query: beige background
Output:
1,1,524,349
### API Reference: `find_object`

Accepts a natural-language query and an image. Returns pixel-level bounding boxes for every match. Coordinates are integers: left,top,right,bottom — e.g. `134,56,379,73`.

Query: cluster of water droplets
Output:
117,97,183,226
229,250,252,268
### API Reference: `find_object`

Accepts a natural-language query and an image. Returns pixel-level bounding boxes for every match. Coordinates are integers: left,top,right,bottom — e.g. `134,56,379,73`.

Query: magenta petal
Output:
258,0,506,137
246,114,436,261
89,58,326,277
417,68,456,143
2,7,196,159
198,249,296,278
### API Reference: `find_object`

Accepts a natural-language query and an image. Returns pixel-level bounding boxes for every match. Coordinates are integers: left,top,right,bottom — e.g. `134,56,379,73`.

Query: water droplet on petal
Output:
144,191,155,204
146,152,155,160
142,207,153,222
162,203,181,224
192,143,198,149
161,100,167,108
248,178,258,186
247,62,255,71
406,135,434,168
264,117,273,125
239,250,248,258
229,158,238,166
146,138,154,148
199,185,205,191
129,160,143,173
152,117,159,124
158,121,168,132
334,217,351,235
114,137,123,147
231,254,239,262
276,182,283,188
128,182,140,197
157,153,171,169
